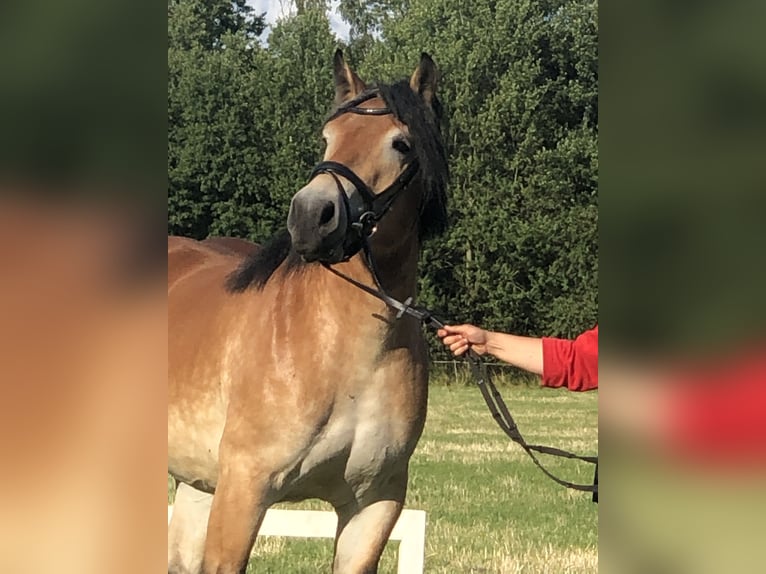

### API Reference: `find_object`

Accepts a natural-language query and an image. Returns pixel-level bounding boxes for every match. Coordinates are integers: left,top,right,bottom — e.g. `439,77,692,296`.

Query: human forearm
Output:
484,332,544,375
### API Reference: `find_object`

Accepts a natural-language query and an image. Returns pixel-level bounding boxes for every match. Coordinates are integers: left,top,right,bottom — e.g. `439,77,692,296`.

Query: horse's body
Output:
201,236,261,257
168,51,447,574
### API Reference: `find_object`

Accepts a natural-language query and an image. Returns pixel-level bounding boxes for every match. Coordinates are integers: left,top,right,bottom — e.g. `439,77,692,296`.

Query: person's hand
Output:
436,324,490,356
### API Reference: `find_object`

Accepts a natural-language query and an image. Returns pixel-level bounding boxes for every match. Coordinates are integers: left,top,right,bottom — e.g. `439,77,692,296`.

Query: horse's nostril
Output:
319,202,335,227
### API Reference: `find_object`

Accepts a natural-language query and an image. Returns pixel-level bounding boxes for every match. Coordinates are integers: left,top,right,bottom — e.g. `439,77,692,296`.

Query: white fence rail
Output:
167,506,427,574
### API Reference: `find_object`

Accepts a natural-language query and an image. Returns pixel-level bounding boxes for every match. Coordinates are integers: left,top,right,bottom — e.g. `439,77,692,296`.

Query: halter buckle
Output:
351,211,378,237
395,297,415,320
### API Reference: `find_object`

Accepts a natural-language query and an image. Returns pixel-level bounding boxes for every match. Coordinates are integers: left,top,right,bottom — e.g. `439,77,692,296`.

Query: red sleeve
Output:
664,351,766,467
541,326,598,391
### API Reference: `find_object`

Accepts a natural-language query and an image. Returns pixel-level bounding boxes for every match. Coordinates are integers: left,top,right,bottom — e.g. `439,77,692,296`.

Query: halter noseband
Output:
307,90,420,261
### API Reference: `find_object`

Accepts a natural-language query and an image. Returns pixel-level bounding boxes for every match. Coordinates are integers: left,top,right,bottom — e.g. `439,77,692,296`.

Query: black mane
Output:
226,77,449,293
225,229,305,293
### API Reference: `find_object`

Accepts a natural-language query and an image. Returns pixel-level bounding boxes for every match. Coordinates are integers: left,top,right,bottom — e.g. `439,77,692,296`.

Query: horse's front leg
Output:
201,456,270,574
332,470,408,574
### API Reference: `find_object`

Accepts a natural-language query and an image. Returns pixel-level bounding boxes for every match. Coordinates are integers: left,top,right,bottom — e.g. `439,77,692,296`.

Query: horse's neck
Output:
365,230,421,302
287,236,421,348
324,241,420,310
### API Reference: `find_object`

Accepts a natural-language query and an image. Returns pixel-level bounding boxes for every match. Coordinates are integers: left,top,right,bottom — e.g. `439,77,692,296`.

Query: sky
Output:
247,0,351,42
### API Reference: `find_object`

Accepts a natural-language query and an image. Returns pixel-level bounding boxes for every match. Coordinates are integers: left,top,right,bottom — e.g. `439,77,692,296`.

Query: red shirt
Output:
666,350,766,467
541,326,598,391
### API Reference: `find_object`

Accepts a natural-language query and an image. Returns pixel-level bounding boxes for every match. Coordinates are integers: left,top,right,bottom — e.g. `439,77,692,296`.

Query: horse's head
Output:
287,50,447,263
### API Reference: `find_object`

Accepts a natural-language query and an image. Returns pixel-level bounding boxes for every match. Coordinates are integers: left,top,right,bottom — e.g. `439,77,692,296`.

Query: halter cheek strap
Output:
309,158,419,261
309,159,420,224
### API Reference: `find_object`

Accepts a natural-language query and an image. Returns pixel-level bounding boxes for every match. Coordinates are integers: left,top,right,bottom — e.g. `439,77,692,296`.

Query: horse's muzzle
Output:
287,185,348,263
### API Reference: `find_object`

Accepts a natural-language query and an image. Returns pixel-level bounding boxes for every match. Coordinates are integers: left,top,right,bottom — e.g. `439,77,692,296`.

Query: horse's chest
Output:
278,387,424,502
317,398,412,473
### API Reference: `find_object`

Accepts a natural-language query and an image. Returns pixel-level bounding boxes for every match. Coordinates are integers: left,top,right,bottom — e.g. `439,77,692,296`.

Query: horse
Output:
167,49,448,574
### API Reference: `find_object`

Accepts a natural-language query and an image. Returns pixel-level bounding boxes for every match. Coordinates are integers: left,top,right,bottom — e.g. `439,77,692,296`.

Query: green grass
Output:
170,378,598,573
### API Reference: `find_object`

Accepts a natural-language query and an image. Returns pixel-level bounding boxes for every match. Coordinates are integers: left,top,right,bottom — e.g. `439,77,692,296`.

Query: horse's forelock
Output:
377,80,449,240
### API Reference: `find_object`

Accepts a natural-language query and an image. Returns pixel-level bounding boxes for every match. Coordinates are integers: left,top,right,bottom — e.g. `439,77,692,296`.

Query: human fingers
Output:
442,334,465,347
449,339,469,354
440,324,470,336
453,342,469,356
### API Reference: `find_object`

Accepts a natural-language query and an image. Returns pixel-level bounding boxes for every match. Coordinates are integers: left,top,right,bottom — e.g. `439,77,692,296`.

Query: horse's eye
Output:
392,138,411,154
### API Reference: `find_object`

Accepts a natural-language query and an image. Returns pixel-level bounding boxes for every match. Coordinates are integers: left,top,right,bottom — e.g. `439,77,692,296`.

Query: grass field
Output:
169,377,598,573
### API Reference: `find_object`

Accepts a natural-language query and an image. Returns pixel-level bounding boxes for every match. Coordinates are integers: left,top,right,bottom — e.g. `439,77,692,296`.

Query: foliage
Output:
168,0,334,242
168,0,598,355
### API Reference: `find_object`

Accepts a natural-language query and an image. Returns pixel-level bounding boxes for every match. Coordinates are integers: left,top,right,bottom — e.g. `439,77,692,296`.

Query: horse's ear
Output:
410,52,438,108
333,49,366,105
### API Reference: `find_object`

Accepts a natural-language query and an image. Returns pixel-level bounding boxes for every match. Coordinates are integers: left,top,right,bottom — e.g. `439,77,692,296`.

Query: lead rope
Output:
322,239,598,496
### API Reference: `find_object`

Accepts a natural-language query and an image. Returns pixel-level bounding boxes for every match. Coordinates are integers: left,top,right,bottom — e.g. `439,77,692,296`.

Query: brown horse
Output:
168,50,448,574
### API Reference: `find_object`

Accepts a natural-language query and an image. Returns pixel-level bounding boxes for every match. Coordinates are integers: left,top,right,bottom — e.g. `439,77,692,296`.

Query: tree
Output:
295,0,329,15
168,0,269,237
168,0,264,50
168,0,336,241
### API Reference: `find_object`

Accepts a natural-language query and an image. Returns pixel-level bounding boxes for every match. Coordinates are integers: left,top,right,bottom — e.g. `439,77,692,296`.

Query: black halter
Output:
308,90,420,261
